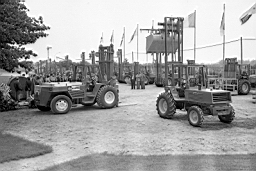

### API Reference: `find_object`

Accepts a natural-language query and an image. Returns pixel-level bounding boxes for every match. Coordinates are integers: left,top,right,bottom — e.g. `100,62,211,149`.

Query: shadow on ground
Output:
40,152,256,171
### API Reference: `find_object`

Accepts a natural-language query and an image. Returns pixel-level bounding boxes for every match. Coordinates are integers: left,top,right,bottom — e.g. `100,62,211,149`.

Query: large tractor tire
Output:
218,108,235,123
155,82,163,87
149,77,155,84
97,85,118,109
37,105,51,112
156,92,176,119
187,106,204,127
154,78,163,87
50,95,72,114
238,79,251,95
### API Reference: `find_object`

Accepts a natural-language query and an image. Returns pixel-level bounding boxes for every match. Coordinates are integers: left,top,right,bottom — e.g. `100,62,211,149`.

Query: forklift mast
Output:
224,57,250,79
117,49,123,81
142,17,184,86
98,44,115,82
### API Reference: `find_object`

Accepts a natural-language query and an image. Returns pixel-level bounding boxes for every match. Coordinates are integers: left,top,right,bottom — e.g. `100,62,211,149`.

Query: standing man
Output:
131,71,136,90
25,77,32,100
136,72,141,89
13,77,22,102
140,72,146,89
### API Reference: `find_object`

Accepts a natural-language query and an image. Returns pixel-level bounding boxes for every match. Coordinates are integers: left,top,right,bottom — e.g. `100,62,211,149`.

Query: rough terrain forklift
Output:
34,44,119,114
153,17,235,127
208,58,251,95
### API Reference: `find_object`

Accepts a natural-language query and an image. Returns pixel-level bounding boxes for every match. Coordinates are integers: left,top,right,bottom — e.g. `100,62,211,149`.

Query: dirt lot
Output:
1,84,256,171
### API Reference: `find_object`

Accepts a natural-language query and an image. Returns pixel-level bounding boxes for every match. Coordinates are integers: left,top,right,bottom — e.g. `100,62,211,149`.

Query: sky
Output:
24,0,256,64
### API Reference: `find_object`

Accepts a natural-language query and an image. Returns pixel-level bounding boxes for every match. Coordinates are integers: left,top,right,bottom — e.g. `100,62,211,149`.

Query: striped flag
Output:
120,31,125,46
240,3,256,25
129,27,137,43
220,10,225,36
184,11,196,28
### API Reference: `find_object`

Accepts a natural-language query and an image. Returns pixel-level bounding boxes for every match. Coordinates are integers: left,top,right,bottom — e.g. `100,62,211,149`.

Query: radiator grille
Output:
212,92,230,102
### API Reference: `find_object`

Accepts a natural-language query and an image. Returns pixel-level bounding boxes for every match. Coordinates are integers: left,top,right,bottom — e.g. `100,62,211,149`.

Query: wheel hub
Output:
242,83,248,92
56,99,68,112
159,98,167,114
189,110,199,124
104,91,115,104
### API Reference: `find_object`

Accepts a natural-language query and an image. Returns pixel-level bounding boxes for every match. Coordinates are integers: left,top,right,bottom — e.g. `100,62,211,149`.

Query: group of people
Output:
42,73,82,83
130,71,146,90
8,74,39,102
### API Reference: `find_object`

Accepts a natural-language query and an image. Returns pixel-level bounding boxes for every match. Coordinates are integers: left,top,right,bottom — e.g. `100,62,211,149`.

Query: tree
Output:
18,60,34,72
0,0,50,72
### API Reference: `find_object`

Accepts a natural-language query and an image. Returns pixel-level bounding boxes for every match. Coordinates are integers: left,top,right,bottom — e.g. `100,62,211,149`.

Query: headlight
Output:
67,86,72,91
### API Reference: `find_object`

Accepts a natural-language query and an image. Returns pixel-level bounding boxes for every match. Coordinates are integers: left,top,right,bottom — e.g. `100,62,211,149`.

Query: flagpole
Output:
137,24,139,62
123,27,125,63
113,30,114,44
223,4,225,69
194,10,196,62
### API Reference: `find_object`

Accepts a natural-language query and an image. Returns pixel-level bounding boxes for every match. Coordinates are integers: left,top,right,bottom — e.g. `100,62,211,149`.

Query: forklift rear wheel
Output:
97,85,118,109
238,79,250,95
37,105,51,112
50,95,72,114
188,106,204,127
218,108,235,123
156,92,176,119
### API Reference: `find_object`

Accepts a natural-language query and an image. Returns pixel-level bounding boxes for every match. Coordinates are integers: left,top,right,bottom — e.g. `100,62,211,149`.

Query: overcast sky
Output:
24,0,256,64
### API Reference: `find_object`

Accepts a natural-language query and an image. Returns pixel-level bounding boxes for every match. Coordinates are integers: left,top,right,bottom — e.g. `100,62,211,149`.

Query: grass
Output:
0,132,53,163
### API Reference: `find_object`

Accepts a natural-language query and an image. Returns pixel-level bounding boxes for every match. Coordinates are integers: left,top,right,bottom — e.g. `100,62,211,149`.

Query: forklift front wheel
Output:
188,106,204,127
218,108,235,123
156,92,176,119
50,95,72,114
97,85,118,109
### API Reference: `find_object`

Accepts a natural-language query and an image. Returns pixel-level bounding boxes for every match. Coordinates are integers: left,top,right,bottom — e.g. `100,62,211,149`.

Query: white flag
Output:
184,11,195,28
220,11,225,36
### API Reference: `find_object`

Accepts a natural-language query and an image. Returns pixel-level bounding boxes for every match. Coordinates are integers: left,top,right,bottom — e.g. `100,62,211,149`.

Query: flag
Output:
220,11,225,36
240,3,256,25
120,31,124,46
184,11,195,28
100,33,103,44
110,30,114,43
129,27,137,43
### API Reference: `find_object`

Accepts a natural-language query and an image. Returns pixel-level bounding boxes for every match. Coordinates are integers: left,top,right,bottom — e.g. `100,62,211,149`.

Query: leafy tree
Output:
18,60,34,72
0,0,50,72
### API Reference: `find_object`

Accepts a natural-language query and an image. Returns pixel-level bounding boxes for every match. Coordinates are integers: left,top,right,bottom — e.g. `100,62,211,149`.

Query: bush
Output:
0,84,18,112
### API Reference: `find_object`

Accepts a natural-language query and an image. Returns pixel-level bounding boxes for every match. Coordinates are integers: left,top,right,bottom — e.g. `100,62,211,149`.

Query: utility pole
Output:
47,46,52,74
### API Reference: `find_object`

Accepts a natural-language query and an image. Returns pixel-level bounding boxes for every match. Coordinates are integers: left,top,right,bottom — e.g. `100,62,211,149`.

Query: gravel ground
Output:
0,83,256,171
